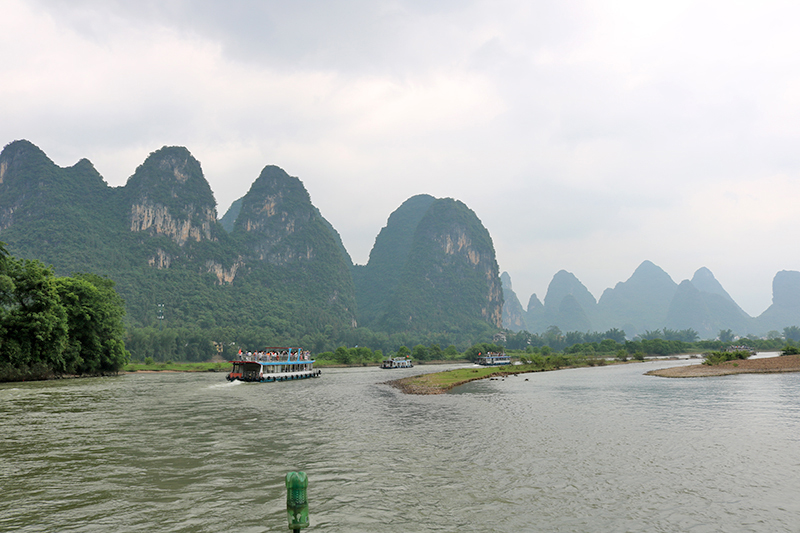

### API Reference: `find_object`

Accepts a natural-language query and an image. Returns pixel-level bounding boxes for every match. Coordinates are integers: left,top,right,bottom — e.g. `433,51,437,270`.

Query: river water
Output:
2,359,800,532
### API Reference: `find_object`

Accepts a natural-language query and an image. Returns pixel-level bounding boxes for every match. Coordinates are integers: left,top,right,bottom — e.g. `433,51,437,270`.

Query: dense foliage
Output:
352,194,436,327
378,198,503,333
702,350,752,365
0,243,129,380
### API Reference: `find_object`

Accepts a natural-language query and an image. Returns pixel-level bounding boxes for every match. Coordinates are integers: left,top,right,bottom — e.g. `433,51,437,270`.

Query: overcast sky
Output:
3,0,800,318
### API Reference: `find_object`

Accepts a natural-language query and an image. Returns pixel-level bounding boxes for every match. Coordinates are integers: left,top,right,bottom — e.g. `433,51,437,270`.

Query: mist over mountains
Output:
502,261,800,339
2,139,798,346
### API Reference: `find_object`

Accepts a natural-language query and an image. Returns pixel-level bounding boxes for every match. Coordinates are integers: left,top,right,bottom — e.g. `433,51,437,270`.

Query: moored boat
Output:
380,356,413,369
475,352,511,366
227,347,321,382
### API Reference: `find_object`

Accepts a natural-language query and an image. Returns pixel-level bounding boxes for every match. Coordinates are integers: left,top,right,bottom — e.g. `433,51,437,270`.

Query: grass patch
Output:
409,367,502,388
124,361,229,373
387,355,644,395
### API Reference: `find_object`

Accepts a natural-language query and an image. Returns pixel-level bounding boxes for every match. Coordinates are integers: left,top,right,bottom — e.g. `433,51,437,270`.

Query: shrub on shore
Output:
703,350,752,366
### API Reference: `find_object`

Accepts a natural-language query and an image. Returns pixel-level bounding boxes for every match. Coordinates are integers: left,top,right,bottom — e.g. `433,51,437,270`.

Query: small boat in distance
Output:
726,345,757,356
380,356,413,369
475,352,511,366
227,347,320,382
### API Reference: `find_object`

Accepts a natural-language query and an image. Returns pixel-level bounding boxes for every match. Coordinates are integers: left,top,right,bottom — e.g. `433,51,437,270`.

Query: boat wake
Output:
209,380,241,389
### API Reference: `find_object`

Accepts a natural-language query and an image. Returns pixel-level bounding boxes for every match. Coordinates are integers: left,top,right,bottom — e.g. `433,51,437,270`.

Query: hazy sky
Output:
3,0,799,318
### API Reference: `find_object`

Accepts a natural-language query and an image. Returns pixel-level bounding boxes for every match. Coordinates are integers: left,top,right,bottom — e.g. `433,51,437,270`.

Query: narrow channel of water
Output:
2,360,799,532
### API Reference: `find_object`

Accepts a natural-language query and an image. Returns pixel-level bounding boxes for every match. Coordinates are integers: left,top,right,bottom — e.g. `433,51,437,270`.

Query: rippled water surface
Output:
2,360,800,532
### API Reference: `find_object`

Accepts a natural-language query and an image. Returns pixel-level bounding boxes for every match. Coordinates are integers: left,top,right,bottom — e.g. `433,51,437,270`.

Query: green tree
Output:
603,328,626,343
718,329,735,343
54,273,130,374
443,344,460,358
334,346,350,364
784,326,800,342
640,329,662,340
428,343,442,360
565,331,584,346
0,257,68,373
412,344,429,360
543,326,564,351
463,342,502,362
598,338,619,353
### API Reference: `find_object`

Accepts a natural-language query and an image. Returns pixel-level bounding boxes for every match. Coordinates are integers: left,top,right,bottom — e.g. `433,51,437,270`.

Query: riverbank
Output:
385,361,640,394
385,367,506,394
124,362,228,373
646,353,800,377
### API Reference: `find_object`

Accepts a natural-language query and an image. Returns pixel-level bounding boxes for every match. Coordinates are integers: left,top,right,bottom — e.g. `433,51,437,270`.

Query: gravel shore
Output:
646,354,800,378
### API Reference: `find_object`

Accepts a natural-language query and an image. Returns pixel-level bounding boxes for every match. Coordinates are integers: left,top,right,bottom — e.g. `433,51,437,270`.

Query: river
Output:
2,359,800,532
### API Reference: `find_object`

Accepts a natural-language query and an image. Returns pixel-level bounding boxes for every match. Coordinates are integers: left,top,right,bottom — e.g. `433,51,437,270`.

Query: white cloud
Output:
3,0,800,322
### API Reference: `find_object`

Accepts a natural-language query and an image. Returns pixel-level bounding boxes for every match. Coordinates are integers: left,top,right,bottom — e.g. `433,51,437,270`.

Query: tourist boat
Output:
726,345,757,356
475,352,511,366
226,347,320,382
380,356,413,369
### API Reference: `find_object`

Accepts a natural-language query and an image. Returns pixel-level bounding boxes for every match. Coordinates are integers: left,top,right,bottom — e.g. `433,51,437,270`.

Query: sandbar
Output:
647,354,800,378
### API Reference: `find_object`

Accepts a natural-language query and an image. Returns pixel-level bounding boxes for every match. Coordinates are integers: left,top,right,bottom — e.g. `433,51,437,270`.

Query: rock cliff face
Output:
129,203,215,246
355,195,503,336
229,165,357,325
501,272,528,332
234,165,326,264
125,147,219,248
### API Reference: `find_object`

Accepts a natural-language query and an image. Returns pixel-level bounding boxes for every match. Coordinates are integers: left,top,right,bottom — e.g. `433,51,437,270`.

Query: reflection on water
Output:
2,361,800,532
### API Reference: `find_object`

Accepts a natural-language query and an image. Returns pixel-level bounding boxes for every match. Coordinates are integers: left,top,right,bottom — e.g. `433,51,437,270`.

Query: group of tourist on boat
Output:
380,356,413,369
227,346,320,383
237,348,312,362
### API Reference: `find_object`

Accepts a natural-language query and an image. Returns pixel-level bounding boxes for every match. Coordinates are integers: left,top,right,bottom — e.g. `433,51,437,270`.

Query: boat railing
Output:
235,349,313,363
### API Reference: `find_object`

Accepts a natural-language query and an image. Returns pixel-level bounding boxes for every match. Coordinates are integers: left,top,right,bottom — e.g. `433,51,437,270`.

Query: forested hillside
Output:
354,196,503,342
1,141,506,361
0,140,360,358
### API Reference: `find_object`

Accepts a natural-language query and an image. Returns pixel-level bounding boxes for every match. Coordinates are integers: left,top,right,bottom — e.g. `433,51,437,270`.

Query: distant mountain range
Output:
2,139,797,345
501,261,800,339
